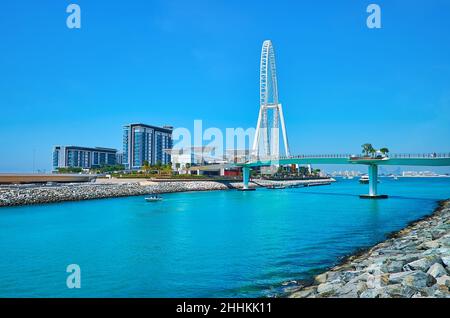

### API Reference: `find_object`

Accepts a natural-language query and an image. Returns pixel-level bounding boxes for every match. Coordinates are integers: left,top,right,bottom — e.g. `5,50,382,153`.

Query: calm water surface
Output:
0,178,449,297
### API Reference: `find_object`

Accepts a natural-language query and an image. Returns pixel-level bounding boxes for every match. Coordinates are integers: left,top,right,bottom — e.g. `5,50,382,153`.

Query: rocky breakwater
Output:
0,181,247,207
0,178,336,208
290,200,450,298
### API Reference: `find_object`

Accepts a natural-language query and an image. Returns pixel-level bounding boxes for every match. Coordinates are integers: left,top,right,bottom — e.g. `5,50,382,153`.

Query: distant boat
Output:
359,175,369,184
359,175,380,184
145,195,162,202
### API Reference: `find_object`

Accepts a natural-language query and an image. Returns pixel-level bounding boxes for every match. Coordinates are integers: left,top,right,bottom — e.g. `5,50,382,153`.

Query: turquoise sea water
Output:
0,178,449,298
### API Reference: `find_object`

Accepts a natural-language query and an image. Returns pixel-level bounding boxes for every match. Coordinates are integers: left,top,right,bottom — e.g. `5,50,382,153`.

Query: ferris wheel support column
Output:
278,103,290,157
252,107,263,157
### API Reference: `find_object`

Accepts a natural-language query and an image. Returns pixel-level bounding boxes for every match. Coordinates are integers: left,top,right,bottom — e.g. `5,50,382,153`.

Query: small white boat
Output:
145,195,162,202
359,175,369,184
359,175,380,184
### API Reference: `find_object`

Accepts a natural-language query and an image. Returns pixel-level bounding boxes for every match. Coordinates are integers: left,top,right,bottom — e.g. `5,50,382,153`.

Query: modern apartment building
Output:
123,123,173,170
53,146,117,170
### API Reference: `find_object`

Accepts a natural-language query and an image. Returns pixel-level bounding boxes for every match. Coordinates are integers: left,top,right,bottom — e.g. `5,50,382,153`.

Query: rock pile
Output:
0,181,243,207
290,200,450,298
0,178,335,208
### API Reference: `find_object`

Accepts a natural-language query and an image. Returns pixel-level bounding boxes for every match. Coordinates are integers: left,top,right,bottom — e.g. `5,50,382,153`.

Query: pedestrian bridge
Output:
239,153,450,198
243,153,450,167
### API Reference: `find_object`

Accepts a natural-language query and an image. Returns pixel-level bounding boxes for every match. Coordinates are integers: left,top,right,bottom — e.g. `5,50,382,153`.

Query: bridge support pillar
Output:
368,164,378,196
360,164,388,199
239,167,255,191
243,167,250,189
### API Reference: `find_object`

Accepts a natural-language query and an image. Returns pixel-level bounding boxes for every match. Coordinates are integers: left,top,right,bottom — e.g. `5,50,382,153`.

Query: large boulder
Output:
431,229,447,240
340,270,364,283
434,287,450,297
389,271,437,288
382,260,405,273
423,247,450,257
389,271,414,284
436,275,450,288
427,263,447,279
441,256,450,267
396,253,421,264
379,284,416,298
336,282,358,298
400,271,436,289
316,281,342,297
359,288,381,298
314,272,328,284
290,286,317,298
403,255,442,272
418,240,440,250
366,274,389,289
348,272,373,283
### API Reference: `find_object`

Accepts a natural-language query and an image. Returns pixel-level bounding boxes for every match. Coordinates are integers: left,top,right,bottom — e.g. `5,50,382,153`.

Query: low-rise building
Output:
53,146,117,170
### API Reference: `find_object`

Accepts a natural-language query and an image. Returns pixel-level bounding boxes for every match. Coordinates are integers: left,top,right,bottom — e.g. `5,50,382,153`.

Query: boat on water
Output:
145,195,163,202
359,175,369,184
359,175,380,184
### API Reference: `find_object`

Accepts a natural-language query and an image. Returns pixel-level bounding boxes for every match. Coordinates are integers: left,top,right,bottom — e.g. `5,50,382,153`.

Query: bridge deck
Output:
187,154,450,171
238,154,450,198
243,154,450,167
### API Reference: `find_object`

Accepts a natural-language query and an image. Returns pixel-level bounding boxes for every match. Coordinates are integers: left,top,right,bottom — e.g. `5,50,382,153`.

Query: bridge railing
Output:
390,153,450,159
249,154,352,162
281,154,352,159
245,152,450,163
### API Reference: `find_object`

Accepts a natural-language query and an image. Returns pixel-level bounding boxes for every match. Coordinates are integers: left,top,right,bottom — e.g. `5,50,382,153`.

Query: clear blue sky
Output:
1,0,449,172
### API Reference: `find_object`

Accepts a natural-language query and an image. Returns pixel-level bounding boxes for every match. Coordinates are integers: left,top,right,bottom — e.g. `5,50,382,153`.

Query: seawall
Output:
0,178,335,207
290,200,450,298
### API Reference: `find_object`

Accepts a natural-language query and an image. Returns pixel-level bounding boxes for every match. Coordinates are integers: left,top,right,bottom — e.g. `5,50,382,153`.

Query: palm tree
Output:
142,160,151,173
162,164,173,175
362,143,375,157
379,147,390,156
298,166,309,176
